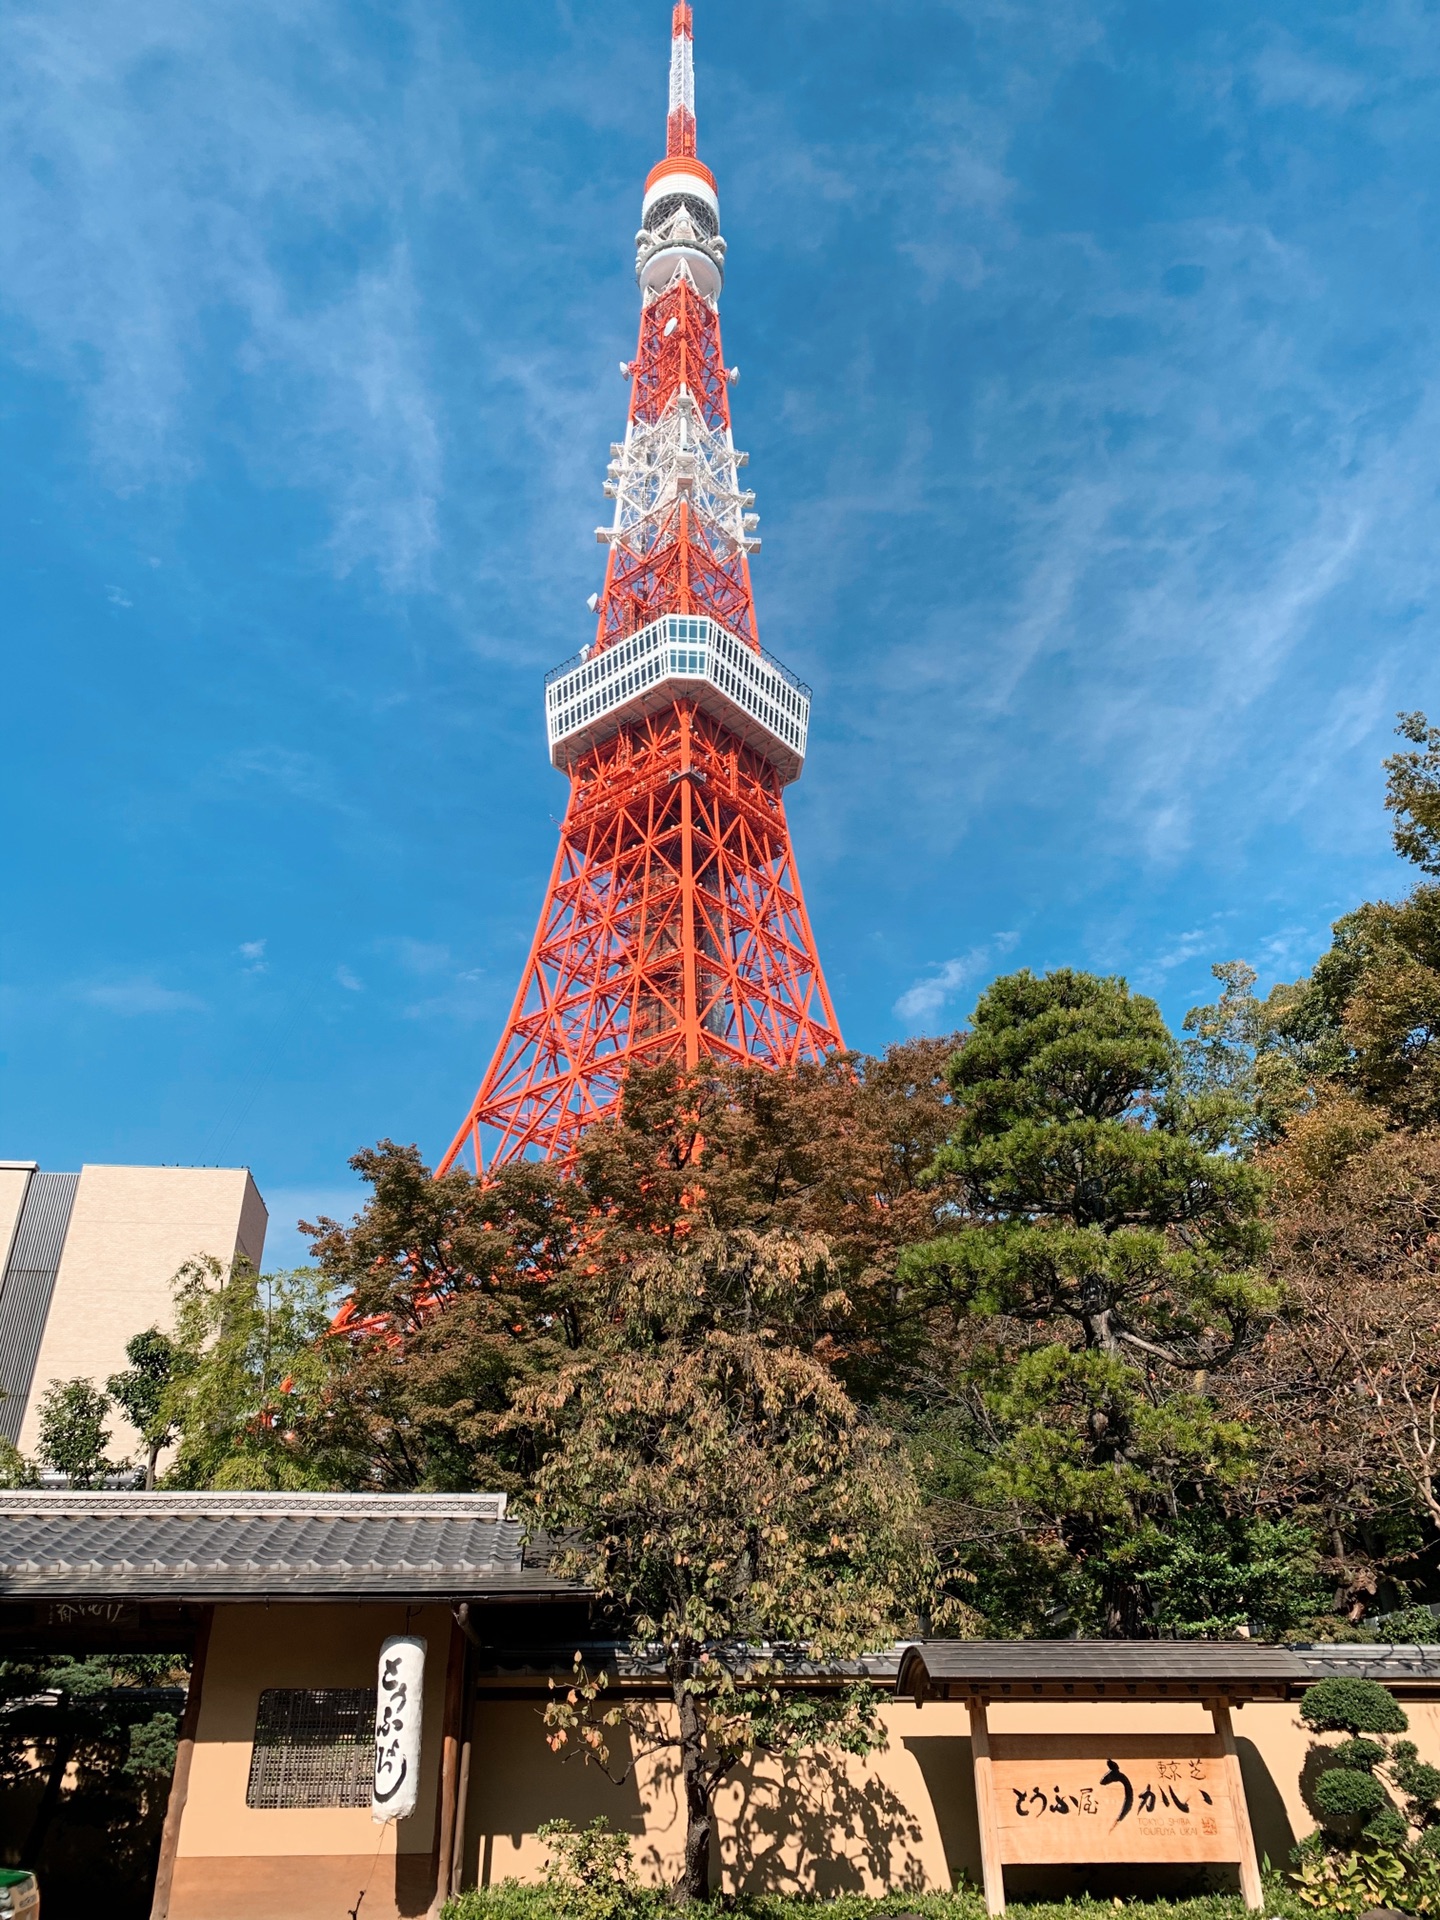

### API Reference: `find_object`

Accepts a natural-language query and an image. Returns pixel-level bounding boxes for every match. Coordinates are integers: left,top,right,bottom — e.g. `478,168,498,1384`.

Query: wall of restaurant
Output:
170,1601,449,1920
171,1605,1440,1917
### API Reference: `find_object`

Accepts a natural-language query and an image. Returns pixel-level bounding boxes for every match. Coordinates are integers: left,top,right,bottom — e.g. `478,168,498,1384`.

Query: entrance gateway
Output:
897,1641,1305,1914
1,1494,1431,1916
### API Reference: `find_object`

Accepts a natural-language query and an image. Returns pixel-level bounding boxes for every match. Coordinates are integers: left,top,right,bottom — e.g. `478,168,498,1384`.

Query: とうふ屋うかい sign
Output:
989,1736,1237,1864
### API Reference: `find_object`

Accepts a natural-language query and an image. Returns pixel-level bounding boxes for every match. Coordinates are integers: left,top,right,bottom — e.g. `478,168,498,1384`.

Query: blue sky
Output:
3,0,1438,1266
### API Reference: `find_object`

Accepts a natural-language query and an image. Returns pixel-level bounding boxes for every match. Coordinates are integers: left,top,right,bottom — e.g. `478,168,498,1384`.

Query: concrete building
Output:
0,1164,267,1462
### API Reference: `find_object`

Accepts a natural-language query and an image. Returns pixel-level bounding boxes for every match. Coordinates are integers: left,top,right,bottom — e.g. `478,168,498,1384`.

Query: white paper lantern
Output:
372,1634,426,1823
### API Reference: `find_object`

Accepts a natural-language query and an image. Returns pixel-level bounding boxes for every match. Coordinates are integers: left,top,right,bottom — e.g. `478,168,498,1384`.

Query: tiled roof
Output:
0,1492,583,1601
896,1639,1306,1701
1293,1643,1440,1690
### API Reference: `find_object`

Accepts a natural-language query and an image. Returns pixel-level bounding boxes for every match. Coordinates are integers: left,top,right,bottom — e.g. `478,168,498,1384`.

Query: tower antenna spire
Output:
667,2,696,157
438,0,840,1175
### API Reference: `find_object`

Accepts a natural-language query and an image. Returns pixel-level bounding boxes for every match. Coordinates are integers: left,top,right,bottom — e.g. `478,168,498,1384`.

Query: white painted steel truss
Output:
597,376,755,565
546,614,810,785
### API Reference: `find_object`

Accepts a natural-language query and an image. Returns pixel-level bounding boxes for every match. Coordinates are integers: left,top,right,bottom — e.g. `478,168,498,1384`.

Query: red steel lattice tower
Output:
440,3,842,1174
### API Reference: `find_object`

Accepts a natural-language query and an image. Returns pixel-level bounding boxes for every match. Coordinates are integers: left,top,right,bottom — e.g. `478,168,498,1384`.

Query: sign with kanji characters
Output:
371,1633,426,1825
989,1735,1237,1865
45,1601,139,1630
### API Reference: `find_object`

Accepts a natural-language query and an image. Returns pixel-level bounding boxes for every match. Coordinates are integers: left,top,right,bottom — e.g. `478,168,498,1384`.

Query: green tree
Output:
1385,711,1440,877
1249,713,1440,1132
285,1046,960,1492
0,1652,182,1875
509,1228,933,1904
901,968,1290,1637
1181,960,1330,1146
160,1258,350,1490
0,1439,38,1489
35,1378,114,1487
107,1328,180,1490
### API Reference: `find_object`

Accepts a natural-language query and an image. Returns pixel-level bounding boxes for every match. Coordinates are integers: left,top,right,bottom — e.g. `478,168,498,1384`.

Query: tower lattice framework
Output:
441,2,841,1175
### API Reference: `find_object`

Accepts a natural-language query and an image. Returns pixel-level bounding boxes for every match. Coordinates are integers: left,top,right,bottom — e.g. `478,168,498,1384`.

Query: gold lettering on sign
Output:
989,1736,1238,1866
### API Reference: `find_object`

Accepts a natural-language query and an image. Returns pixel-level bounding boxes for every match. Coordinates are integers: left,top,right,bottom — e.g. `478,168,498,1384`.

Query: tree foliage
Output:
107,1328,180,1490
1386,711,1440,878
35,1378,115,1487
159,1257,349,1490
1297,1677,1440,1872
510,1229,933,1902
897,968,1306,1637
0,1651,183,1883
1219,1107,1440,1617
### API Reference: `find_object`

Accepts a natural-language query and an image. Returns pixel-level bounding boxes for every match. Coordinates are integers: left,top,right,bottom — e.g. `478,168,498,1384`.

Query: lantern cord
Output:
349,1820,391,1920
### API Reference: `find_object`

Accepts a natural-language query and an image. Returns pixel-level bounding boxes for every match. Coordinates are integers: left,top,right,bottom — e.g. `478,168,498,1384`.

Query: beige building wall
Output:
0,1166,34,1272
17,1165,267,1461
467,1690,1440,1898
172,1602,451,1920
172,1601,1440,1919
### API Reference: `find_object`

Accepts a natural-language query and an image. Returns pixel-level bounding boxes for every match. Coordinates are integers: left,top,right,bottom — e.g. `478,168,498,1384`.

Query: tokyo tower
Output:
440,3,842,1175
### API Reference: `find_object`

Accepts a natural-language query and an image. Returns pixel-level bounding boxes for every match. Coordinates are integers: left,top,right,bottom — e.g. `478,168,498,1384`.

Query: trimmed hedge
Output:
443,1882,1313,1920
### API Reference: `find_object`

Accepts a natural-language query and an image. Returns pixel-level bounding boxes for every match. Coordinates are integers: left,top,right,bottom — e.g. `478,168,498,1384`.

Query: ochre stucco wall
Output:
170,1606,1440,1918
170,1602,450,1920
463,1692,1440,1898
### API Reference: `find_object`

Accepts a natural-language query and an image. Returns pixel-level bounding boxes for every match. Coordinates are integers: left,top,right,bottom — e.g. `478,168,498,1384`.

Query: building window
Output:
246,1688,377,1809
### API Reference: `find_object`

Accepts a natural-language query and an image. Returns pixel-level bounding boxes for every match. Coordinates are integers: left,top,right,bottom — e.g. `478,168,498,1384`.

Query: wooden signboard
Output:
966,1699,1262,1915
989,1735,1234,1864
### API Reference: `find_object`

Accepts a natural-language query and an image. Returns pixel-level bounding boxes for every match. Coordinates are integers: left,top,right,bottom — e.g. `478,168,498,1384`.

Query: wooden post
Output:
1210,1698,1264,1911
149,1605,214,1920
450,1637,474,1895
429,1616,467,1916
968,1696,1006,1917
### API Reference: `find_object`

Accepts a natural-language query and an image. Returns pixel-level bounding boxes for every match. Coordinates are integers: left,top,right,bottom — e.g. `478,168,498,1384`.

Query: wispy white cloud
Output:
79,977,206,1016
752,12,1440,907
894,932,1020,1026
386,938,454,977
0,0,444,586
402,971,496,1025
218,747,357,815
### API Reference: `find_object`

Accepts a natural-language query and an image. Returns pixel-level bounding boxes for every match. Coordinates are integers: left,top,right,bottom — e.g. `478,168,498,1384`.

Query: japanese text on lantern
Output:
990,1737,1238,1865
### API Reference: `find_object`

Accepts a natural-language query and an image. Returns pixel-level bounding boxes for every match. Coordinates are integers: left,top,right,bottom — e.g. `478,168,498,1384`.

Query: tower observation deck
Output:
440,2,842,1173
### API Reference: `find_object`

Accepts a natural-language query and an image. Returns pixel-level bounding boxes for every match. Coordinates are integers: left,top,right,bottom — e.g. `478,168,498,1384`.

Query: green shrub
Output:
445,1885,554,1920
1314,1768,1389,1819
1379,1604,1440,1643
530,1819,661,1920
1329,1737,1386,1771
1300,1677,1409,1736
1294,1843,1416,1914
1392,1743,1440,1812
448,1892,1309,1920
1297,1672,1440,1890
1362,1808,1410,1848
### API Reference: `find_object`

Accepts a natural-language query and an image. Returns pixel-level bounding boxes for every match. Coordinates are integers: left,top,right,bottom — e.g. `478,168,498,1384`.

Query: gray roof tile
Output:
0,1492,585,1601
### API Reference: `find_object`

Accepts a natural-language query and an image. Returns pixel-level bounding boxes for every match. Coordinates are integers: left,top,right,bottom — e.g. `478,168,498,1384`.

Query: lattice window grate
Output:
246,1687,377,1809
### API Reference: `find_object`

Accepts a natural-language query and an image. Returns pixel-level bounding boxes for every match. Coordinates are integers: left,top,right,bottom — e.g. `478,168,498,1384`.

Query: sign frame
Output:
966,1697,1262,1915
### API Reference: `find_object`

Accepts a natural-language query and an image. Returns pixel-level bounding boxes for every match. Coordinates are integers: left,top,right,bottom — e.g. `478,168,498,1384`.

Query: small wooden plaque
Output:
45,1600,140,1630
989,1735,1236,1865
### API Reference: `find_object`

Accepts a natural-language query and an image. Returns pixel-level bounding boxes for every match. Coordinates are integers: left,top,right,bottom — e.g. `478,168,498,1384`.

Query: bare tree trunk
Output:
675,1683,712,1904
